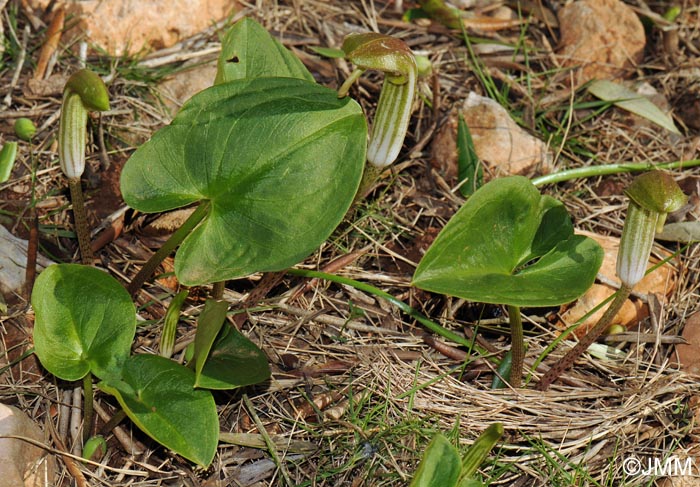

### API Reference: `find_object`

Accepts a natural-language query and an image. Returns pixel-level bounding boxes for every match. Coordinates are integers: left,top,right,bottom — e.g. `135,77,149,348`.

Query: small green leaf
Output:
193,299,229,386
490,351,512,390
309,46,346,59
120,77,366,286
195,325,270,390
159,290,188,358
588,80,681,135
32,264,135,381
99,354,218,467
409,434,461,487
0,142,18,183
457,114,482,197
215,17,314,84
460,423,503,480
412,177,603,307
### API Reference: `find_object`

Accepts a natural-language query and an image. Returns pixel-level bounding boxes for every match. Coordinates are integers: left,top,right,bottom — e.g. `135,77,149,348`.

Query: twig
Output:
70,385,82,455
242,394,294,487
33,6,64,80
2,24,30,108
93,402,145,455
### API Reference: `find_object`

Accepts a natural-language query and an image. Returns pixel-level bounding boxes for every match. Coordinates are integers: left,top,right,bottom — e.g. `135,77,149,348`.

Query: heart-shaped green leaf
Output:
412,176,603,307
215,17,314,85
195,325,271,390
99,354,218,467
32,264,135,381
120,77,366,286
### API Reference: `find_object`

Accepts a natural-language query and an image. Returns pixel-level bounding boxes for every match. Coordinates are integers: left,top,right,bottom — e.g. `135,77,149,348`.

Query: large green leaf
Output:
195,325,271,390
215,17,314,84
412,176,603,307
32,264,135,381
409,434,461,487
120,77,366,285
99,354,218,467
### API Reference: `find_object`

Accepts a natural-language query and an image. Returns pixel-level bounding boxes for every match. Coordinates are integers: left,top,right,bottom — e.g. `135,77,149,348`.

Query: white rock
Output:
0,225,54,296
0,404,55,487
461,92,552,176
27,0,236,56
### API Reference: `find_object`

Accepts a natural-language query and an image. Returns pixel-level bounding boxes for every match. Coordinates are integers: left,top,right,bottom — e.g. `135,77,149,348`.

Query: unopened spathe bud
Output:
340,33,417,168
616,171,686,288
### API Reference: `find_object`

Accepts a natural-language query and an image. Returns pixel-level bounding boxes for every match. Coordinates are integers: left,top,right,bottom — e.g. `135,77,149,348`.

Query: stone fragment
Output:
460,92,552,176
675,312,700,376
560,231,676,336
0,404,55,487
557,0,645,85
0,225,54,297
158,62,218,117
28,0,236,56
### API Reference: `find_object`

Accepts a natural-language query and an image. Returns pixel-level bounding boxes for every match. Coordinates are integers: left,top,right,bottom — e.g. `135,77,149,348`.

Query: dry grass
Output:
2,0,700,486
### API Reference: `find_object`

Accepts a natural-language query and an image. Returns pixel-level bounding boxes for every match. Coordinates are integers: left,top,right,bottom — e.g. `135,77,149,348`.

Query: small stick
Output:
2,25,29,108
70,385,82,455
33,6,64,80
242,394,293,486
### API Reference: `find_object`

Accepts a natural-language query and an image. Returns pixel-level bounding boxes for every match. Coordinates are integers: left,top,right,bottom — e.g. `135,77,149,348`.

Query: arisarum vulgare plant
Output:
413,176,604,388
59,69,110,263
339,33,417,194
537,171,687,390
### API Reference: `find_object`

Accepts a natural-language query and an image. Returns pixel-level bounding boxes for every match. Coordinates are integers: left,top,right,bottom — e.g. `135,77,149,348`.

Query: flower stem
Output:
212,281,225,300
531,159,700,187
536,284,632,390
126,202,210,296
82,372,94,443
507,305,524,388
68,177,94,264
353,164,383,205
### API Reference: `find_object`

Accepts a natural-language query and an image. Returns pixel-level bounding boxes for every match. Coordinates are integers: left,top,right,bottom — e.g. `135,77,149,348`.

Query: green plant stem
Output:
82,372,94,443
507,305,524,388
353,164,383,205
536,284,632,391
68,177,94,264
287,268,482,353
98,409,127,437
127,202,210,296
531,159,700,187
212,281,225,300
